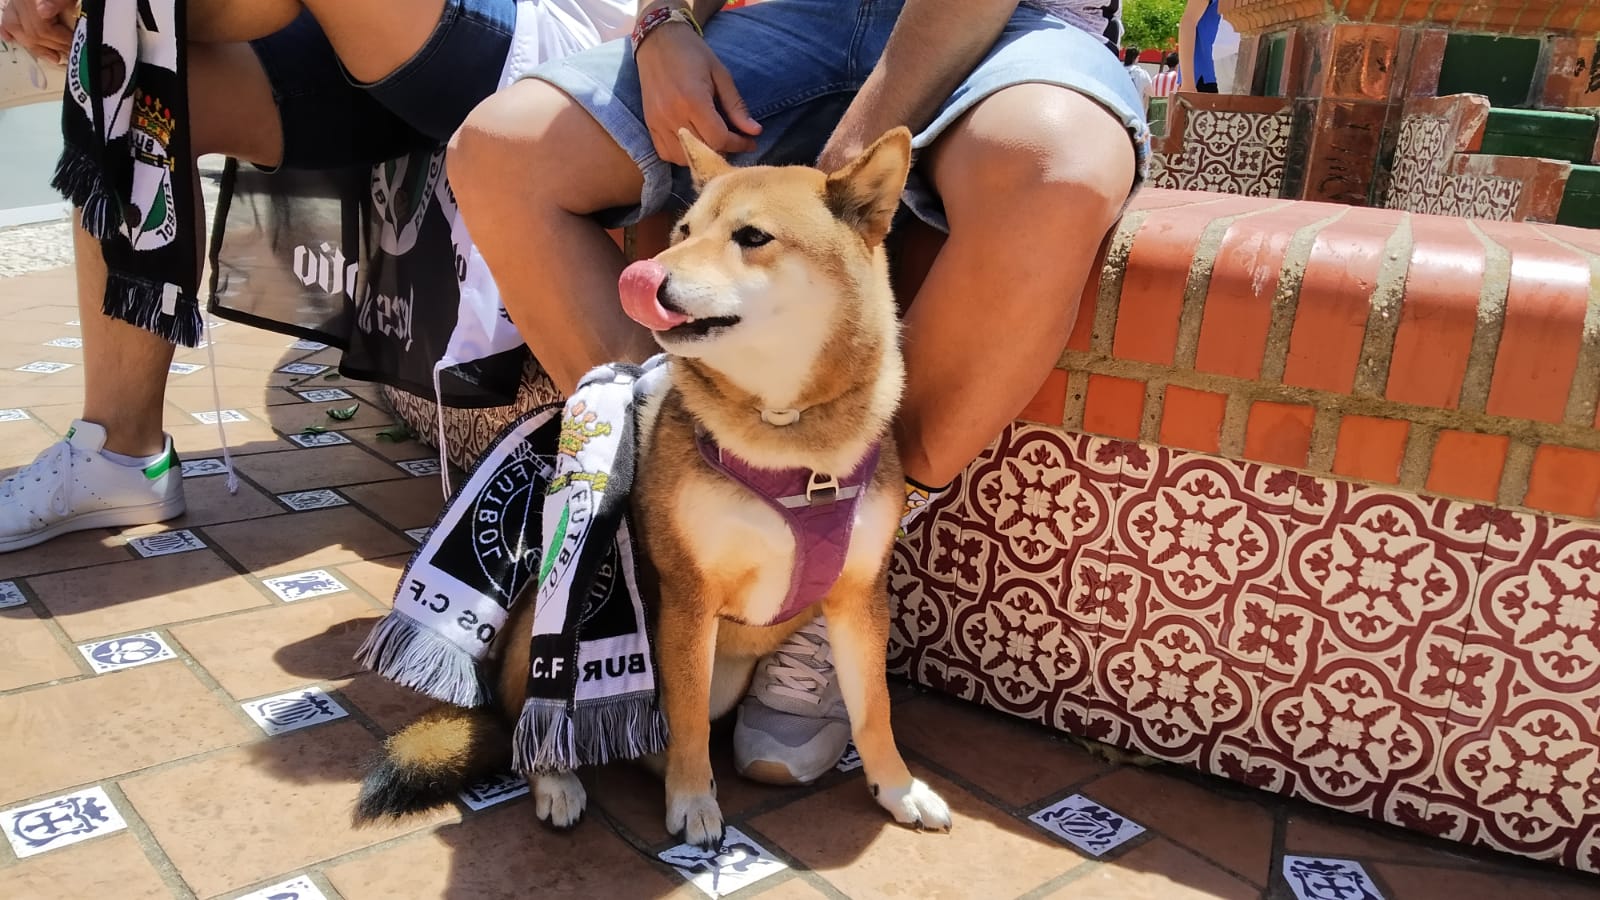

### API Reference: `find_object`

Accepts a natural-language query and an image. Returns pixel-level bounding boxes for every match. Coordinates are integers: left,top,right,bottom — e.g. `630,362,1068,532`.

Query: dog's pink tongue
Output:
619,260,689,331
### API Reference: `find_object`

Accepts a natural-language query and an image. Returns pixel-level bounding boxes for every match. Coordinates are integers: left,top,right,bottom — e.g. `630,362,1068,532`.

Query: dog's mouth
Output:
660,313,742,340
619,259,740,339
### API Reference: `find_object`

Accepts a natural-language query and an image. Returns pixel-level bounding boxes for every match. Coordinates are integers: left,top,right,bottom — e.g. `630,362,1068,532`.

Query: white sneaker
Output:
733,618,852,785
0,420,185,553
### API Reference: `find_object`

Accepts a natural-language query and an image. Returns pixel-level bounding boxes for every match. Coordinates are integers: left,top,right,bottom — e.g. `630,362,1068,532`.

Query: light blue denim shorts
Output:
526,0,1151,230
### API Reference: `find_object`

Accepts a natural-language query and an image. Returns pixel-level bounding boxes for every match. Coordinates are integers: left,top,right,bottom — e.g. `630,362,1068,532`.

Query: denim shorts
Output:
250,0,515,170
528,0,1150,230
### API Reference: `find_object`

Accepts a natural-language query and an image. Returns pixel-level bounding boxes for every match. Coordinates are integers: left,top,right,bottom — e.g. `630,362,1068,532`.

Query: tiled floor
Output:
3,262,1599,900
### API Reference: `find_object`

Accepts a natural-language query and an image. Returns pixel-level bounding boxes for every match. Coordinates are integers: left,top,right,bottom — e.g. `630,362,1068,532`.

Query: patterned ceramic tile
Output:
404,527,431,544
261,570,348,602
290,339,329,351
296,388,352,402
191,410,249,425
277,489,349,512
2,786,128,859
277,363,329,376
0,580,26,609
658,826,787,898
835,743,862,773
167,362,204,376
180,458,230,478
78,632,177,674
1151,106,1293,197
235,875,328,900
128,529,207,558
1385,114,1522,220
242,687,349,736
1029,794,1147,856
396,458,441,477
0,408,29,421
458,772,530,811
42,337,82,348
16,361,73,374
286,431,352,449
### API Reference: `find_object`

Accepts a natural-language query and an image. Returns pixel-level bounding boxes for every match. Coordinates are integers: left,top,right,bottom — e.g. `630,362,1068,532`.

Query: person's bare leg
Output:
897,84,1135,487
448,79,657,392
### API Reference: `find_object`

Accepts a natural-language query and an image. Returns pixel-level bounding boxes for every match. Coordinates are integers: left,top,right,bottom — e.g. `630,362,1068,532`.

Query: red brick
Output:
1476,222,1589,425
1017,369,1069,424
1159,386,1229,454
1114,197,1277,366
1523,445,1600,519
1386,215,1484,409
1196,203,1345,380
1427,431,1509,501
1299,101,1388,205
1082,375,1147,440
1244,401,1315,467
1284,208,1401,394
1332,416,1410,483
1323,24,1401,101
1340,0,1377,20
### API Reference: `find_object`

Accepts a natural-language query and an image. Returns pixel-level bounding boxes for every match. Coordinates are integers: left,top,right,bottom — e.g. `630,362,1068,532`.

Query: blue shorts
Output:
250,0,516,170
528,0,1150,231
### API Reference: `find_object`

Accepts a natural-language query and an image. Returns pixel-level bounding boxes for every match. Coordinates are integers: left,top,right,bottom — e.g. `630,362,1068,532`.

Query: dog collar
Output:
695,431,881,626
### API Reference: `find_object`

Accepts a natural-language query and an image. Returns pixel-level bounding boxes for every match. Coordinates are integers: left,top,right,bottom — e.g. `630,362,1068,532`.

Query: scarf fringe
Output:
513,694,669,775
354,613,490,707
52,147,120,241
103,273,205,347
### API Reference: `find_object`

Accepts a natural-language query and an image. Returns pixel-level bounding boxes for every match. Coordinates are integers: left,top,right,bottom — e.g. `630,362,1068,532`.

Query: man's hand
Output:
635,21,761,166
1,0,74,67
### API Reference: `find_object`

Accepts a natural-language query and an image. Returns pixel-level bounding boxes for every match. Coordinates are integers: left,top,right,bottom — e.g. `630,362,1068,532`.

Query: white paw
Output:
665,790,725,850
874,778,952,832
533,771,587,829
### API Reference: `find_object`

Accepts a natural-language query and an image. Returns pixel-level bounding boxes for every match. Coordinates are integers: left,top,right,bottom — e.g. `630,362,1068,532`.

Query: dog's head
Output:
618,127,912,409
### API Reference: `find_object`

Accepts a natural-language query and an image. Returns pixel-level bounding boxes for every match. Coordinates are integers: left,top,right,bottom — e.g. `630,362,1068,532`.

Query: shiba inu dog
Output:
356,126,950,848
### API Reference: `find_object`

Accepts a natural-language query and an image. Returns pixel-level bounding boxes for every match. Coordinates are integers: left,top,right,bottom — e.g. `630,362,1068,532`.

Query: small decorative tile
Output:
3,786,128,859
404,527,431,544
77,632,177,674
167,362,203,376
290,339,329,351
277,489,348,512
396,458,441,477
64,319,79,326
180,458,229,478
43,337,83,348
191,410,248,425
835,742,862,772
1029,794,1146,856
128,529,207,558
458,772,530,811
235,875,328,900
286,431,352,449
658,826,787,898
0,580,27,609
261,570,348,602
242,687,349,736
277,362,330,376
0,408,29,422
191,340,211,350
16,361,74,375
1281,856,1385,900
296,388,352,403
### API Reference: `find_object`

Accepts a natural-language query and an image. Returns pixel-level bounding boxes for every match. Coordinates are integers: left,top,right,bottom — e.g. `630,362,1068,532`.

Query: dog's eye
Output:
732,226,773,248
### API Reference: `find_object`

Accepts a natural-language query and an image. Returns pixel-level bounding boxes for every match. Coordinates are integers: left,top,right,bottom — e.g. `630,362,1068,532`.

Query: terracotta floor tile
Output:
264,400,393,436
234,445,406,494
1039,839,1258,899
204,507,412,574
342,426,439,462
892,692,1109,808
167,472,286,528
749,877,835,899
0,606,81,690
324,799,693,900
164,420,294,457
334,673,440,734
1369,861,1600,900
749,771,1086,898
31,551,269,641
0,419,59,469
0,529,134,579
333,554,410,603
169,593,382,699
0,661,252,805
342,478,446,531
0,831,170,899
1284,810,1490,869
1078,767,1275,887
121,720,456,898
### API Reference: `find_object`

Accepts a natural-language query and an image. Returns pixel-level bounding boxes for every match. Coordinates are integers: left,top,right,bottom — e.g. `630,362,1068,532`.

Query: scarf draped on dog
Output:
54,0,203,346
357,358,670,773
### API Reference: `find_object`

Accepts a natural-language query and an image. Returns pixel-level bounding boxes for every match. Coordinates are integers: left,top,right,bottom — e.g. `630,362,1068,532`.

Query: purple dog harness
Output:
695,432,882,626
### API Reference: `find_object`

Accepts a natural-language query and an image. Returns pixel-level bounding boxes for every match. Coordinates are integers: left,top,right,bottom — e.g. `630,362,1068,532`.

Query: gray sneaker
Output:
734,618,852,785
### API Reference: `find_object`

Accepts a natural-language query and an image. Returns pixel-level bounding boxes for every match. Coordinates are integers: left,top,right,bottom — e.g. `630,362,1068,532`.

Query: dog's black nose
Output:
656,276,689,316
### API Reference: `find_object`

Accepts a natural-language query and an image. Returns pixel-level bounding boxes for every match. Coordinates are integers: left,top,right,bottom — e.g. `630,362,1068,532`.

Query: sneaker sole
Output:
0,495,187,554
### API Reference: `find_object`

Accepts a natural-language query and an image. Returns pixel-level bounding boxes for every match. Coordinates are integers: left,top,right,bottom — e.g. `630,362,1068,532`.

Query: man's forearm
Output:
818,0,1019,170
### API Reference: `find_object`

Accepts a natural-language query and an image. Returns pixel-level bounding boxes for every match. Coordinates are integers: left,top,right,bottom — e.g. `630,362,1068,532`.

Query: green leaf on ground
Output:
327,403,360,421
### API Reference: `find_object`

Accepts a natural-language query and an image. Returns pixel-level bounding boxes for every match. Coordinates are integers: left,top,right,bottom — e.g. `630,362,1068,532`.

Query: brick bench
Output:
385,188,1600,873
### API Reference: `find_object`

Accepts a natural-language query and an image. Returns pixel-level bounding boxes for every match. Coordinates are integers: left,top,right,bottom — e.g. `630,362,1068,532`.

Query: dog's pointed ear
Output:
678,128,733,191
824,127,913,248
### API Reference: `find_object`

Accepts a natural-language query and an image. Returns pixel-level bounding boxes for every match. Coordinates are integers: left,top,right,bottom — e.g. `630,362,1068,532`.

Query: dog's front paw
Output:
533,771,587,829
666,791,725,850
873,778,952,832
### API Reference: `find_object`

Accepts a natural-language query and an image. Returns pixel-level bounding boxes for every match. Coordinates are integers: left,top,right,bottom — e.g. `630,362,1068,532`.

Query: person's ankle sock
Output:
898,477,949,537
101,443,168,469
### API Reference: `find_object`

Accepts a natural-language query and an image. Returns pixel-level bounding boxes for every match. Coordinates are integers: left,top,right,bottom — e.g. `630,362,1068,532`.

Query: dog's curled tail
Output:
354,705,511,824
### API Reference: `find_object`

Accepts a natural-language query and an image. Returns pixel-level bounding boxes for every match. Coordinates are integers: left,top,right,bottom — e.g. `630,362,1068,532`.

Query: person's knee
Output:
934,84,1135,230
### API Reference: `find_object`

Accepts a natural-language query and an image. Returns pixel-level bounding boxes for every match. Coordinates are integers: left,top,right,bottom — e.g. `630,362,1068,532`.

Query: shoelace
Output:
0,441,74,520
759,621,834,706
200,315,239,494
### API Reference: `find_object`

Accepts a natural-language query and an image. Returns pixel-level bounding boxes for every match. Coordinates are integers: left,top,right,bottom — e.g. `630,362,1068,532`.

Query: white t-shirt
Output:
1125,64,1153,105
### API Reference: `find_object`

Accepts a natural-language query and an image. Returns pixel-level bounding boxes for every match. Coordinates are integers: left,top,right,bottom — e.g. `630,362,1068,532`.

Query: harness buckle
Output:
806,471,840,505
